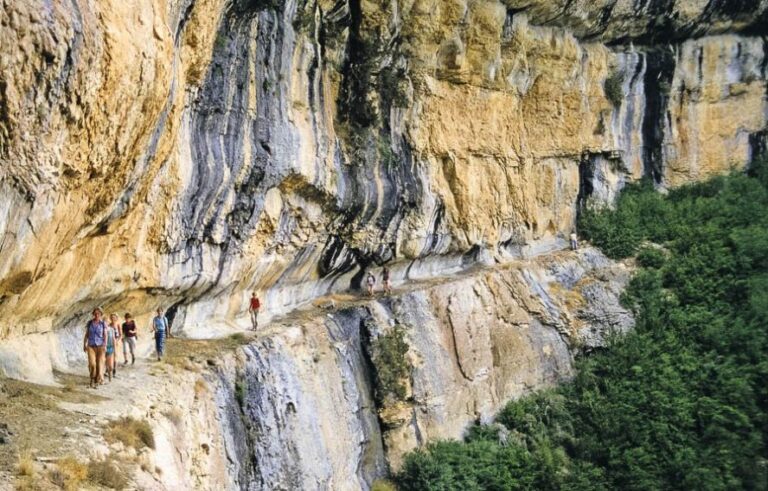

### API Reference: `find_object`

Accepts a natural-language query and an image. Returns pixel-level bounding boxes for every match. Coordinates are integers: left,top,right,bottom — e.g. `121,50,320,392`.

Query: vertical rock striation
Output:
159,248,631,489
0,0,766,346
0,0,767,486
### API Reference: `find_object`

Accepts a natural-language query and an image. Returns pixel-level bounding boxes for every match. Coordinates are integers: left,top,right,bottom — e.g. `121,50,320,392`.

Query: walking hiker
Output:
248,292,261,331
570,231,579,250
366,272,376,296
152,308,169,361
83,308,107,388
122,313,137,365
382,267,392,295
105,314,120,381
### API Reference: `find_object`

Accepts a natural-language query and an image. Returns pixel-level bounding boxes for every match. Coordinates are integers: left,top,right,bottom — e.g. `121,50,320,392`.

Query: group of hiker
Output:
82,237,578,386
365,266,392,296
82,307,170,388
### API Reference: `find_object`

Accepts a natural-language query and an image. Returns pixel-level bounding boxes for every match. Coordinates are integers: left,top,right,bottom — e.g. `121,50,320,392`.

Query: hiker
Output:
122,313,137,365
152,308,169,361
382,267,392,294
83,308,107,388
248,292,261,331
570,231,579,250
105,314,120,381
366,272,376,296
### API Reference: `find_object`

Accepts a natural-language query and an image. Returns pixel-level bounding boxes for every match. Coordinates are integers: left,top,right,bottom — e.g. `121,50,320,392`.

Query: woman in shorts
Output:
105,314,120,381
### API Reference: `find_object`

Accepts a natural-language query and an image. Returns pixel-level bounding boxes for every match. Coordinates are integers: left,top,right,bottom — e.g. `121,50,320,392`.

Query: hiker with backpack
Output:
83,308,107,388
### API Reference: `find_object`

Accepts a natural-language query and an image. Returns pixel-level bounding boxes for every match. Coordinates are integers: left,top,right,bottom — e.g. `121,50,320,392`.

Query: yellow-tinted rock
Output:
0,0,765,353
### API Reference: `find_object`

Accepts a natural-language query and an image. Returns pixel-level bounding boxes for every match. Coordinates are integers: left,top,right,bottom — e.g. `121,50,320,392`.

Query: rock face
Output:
158,248,630,490
0,0,766,341
0,0,766,487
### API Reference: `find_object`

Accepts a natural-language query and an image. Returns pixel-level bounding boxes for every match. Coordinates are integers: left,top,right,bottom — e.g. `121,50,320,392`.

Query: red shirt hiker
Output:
248,294,261,330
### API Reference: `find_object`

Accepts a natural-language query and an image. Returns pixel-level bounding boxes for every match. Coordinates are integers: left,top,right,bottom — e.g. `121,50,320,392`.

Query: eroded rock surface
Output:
0,0,766,488
0,0,765,346
157,248,631,489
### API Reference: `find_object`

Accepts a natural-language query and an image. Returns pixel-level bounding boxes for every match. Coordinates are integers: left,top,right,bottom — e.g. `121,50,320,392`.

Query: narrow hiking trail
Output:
0,242,588,488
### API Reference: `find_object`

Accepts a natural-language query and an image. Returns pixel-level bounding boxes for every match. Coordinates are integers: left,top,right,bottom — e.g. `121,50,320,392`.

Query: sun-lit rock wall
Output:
0,0,766,359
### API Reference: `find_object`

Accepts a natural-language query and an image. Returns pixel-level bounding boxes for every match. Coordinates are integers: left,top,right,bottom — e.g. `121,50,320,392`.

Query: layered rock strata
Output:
0,0,765,347
0,0,766,487
105,248,631,489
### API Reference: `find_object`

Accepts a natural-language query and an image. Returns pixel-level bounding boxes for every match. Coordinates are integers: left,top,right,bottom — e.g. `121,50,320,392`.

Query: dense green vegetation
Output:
370,322,410,405
395,162,768,490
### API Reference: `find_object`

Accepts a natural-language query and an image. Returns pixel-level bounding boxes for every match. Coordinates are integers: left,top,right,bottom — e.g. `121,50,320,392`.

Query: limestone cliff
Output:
7,248,628,489
1,0,766,348
0,0,767,487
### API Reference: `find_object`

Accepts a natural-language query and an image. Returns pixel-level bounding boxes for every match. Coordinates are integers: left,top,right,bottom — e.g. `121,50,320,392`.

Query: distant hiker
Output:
122,313,137,365
366,272,376,296
105,314,120,381
570,231,579,250
152,308,169,361
382,267,392,295
248,292,261,331
83,308,107,388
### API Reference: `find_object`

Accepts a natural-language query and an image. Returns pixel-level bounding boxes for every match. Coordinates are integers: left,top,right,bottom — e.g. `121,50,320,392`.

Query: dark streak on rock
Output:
641,47,676,184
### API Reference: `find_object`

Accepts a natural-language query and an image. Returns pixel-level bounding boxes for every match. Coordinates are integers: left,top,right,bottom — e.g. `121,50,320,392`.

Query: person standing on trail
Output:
570,231,579,250
105,314,120,381
122,313,137,365
83,308,107,388
382,267,392,295
366,272,376,296
152,308,169,361
248,292,261,331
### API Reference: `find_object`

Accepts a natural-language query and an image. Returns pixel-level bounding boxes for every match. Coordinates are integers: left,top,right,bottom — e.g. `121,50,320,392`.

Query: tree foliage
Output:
396,160,768,490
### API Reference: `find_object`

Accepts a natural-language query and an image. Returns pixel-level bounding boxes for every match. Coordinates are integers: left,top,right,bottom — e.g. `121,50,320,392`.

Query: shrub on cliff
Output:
369,323,410,405
604,70,625,108
578,179,670,258
396,162,768,490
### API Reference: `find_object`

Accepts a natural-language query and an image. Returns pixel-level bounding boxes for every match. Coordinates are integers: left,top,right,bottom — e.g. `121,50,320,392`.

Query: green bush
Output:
635,246,666,268
578,180,670,258
397,161,768,489
235,380,246,408
604,70,624,108
370,323,410,404
371,479,398,491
